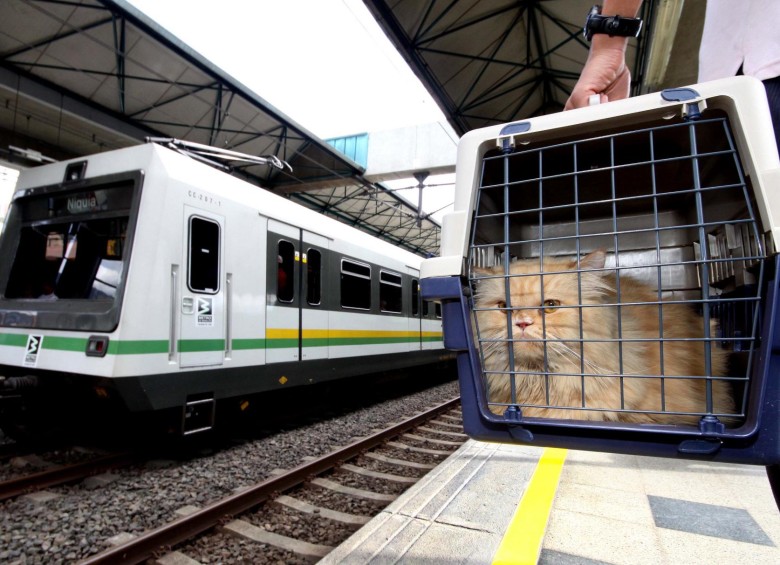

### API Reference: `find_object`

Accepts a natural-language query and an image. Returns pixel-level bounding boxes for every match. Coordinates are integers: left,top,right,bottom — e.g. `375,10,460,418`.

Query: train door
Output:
300,231,329,360
266,219,329,363
408,276,422,350
180,207,225,368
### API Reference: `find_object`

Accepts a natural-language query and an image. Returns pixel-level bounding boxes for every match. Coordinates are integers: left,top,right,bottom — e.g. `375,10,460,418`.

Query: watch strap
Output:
584,5,643,41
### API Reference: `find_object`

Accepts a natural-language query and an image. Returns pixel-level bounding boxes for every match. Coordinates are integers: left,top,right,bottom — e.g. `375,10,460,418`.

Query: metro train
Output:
0,140,448,437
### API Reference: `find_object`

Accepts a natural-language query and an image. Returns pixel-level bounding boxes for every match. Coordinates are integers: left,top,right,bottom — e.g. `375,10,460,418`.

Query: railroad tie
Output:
222,519,332,559
402,433,462,447
417,425,467,438
386,440,453,457
429,419,464,430
275,494,370,525
364,451,436,470
340,463,418,484
310,477,397,502
152,550,200,565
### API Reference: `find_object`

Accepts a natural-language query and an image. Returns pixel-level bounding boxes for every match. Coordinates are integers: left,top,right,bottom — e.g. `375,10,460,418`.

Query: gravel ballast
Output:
0,378,459,564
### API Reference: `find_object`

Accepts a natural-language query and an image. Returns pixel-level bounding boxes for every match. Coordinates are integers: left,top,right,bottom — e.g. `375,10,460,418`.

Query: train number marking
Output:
24,335,43,367
187,189,221,207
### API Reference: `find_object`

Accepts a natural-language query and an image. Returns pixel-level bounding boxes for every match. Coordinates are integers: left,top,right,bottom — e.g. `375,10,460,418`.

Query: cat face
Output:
473,251,612,367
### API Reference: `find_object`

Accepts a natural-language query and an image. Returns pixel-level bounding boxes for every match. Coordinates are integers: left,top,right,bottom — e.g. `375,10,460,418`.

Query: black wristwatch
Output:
583,5,643,41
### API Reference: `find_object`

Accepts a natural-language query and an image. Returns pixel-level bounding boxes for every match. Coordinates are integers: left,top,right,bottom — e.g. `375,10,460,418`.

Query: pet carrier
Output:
421,76,780,466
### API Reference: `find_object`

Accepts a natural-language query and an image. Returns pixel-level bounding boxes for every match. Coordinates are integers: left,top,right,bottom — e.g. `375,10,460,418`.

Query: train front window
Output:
0,173,139,332
4,217,128,300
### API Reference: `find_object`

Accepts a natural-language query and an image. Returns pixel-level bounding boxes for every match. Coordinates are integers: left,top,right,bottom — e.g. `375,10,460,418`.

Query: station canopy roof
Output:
363,0,657,136
1,0,688,256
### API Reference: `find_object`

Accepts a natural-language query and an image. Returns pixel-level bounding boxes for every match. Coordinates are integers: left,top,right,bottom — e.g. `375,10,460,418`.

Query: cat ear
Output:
578,249,606,270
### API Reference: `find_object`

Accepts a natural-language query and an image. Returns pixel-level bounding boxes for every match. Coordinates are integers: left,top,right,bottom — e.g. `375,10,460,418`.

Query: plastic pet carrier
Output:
421,76,780,466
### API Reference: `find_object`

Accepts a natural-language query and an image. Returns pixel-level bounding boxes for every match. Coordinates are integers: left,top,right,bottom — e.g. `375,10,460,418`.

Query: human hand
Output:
564,39,631,110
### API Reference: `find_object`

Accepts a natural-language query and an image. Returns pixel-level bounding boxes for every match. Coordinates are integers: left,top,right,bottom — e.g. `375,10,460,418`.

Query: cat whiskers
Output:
543,331,610,375
475,326,520,371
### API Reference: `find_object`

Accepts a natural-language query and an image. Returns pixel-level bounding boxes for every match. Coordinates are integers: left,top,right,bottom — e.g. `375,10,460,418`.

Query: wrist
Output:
600,1,642,18
590,33,630,53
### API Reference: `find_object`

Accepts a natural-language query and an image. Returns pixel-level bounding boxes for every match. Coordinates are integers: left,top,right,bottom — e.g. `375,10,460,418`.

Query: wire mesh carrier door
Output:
469,105,771,441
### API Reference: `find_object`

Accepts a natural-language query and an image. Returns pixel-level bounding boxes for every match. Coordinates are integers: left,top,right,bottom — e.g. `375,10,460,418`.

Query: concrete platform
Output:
321,440,780,564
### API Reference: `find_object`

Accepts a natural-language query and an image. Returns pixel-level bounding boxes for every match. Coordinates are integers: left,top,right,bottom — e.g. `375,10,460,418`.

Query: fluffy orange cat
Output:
472,250,735,425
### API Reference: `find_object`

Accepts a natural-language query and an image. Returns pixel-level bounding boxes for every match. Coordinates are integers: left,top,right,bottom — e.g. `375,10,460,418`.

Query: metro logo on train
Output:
23,335,42,368
197,298,213,327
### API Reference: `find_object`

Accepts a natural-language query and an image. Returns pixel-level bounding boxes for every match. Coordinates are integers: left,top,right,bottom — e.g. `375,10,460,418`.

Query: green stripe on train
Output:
0,334,89,352
178,339,225,353
328,336,423,346
0,333,441,355
0,334,29,347
108,340,169,355
40,336,88,352
232,339,266,350
265,338,299,349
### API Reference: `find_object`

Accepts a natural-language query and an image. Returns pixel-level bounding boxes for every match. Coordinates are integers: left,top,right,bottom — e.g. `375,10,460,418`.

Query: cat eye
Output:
496,300,506,309
543,299,560,313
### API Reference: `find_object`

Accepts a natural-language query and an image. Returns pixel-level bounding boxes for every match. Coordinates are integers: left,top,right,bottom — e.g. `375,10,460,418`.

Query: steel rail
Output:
0,451,139,502
80,396,461,565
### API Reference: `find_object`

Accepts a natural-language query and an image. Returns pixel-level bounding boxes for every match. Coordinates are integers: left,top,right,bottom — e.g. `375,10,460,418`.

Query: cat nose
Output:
515,317,534,330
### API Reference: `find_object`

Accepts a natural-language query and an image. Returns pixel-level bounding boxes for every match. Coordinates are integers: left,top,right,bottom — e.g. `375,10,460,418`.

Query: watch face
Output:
584,19,597,40
583,5,602,41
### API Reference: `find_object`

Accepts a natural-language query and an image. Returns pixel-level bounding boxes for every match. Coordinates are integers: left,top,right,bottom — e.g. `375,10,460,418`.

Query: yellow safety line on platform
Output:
492,448,567,565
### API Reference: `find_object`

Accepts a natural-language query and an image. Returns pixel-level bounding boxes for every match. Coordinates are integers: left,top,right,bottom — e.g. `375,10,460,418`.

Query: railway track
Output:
0,449,139,502
80,397,464,564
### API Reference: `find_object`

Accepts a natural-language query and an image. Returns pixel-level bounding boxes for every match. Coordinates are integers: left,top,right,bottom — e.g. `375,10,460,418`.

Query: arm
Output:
564,0,643,110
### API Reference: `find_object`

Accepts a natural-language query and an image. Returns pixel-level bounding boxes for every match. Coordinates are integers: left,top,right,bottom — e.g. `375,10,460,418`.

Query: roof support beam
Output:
0,62,152,142
528,5,555,114
112,14,127,114
2,15,114,59
289,192,432,256
456,6,527,111
415,2,520,46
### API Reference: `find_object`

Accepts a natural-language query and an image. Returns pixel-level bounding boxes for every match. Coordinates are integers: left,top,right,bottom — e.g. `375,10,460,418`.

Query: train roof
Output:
14,142,428,271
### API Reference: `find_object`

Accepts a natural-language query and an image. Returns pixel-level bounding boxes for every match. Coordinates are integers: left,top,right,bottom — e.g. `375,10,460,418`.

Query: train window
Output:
90,257,123,298
306,248,321,305
188,216,220,293
4,217,128,300
277,240,295,303
435,302,442,319
380,270,402,313
341,259,370,310
412,278,420,316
